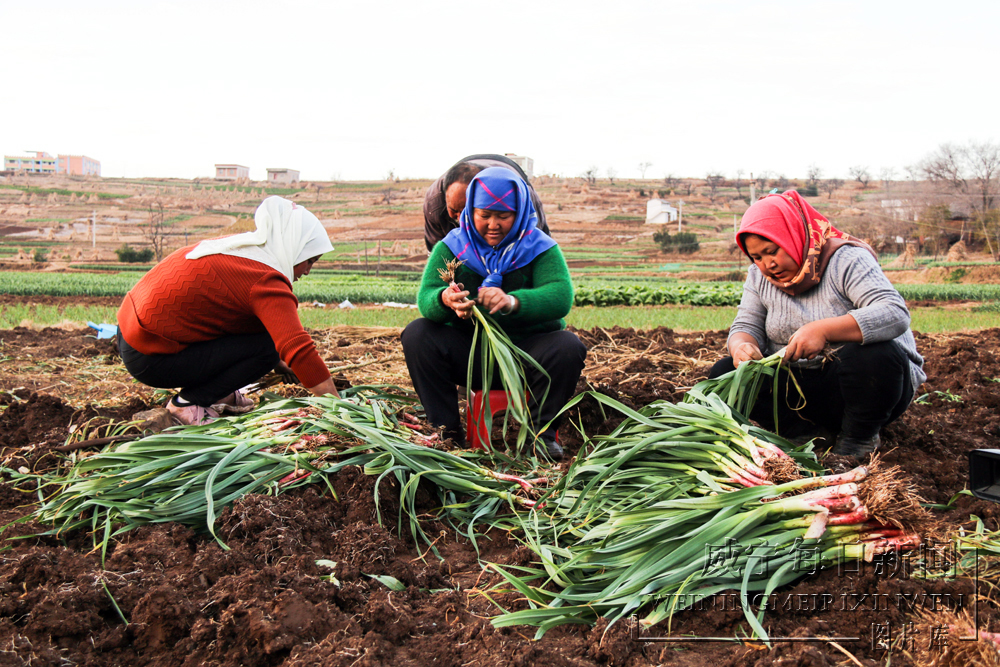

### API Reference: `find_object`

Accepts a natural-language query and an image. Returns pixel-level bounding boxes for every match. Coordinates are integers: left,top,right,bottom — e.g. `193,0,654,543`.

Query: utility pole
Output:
677,200,684,233
749,173,756,203
363,240,369,276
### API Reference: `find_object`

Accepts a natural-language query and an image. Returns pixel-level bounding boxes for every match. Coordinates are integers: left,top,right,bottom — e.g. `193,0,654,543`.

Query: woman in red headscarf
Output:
709,190,926,457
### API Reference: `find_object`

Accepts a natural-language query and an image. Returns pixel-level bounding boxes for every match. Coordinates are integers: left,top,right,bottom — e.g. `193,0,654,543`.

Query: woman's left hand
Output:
477,286,516,315
785,321,829,362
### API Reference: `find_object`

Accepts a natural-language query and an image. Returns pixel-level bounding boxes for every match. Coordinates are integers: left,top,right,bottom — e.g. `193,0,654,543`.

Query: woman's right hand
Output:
441,282,475,319
732,340,763,367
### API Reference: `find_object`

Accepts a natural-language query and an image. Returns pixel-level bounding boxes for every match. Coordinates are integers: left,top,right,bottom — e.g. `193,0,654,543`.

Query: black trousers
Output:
708,340,913,440
118,333,279,407
401,318,587,443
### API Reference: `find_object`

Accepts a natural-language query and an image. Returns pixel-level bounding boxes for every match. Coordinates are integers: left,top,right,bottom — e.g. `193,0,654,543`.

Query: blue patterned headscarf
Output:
442,167,555,288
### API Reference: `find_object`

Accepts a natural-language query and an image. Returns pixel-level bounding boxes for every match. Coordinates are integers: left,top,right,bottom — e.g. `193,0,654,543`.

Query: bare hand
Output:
733,341,763,367
441,282,475,319
785,322,828,362
477,286,514,315
274,360,299,384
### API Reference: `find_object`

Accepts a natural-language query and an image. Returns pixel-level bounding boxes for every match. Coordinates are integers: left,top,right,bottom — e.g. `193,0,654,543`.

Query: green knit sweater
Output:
417,243,574,341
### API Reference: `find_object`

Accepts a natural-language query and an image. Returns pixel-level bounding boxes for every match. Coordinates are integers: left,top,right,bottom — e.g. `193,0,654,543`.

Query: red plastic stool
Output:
465,389,558,450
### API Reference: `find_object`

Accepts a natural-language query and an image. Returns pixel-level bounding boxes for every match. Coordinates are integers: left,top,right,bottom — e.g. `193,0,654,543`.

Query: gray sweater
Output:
729,246,926,395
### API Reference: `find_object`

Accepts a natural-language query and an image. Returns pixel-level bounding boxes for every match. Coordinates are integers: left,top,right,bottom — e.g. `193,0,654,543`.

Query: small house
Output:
646,199,679,224
215,164,250,180
266,168,300,185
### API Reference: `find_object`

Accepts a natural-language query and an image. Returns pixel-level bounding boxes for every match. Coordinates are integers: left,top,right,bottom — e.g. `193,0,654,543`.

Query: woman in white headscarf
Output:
117,196,337,425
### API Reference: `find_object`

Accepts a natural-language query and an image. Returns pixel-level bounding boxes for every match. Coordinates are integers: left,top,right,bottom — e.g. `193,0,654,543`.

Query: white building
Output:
646,199,679,224
267,168,300,185
504,153,534,180
215,164,250,180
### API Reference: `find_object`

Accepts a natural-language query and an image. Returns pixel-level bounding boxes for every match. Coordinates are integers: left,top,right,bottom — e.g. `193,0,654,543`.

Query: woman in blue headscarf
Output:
401,168,586,459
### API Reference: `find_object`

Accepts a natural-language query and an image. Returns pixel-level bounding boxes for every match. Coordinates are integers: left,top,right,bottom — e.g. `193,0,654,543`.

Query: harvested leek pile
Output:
3,387,551,562
2,358,930,644
487,392,929,643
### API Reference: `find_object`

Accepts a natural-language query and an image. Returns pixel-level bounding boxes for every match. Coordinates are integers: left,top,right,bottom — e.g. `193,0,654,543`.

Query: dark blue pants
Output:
118,333,278,407
401,318,587,443
708,340,913,440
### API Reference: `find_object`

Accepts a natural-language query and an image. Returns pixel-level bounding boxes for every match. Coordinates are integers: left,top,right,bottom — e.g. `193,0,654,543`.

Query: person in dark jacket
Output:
423,154,548,251
404,168,584,459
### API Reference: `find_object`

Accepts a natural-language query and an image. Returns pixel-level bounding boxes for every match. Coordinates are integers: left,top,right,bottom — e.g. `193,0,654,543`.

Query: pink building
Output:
57,154,101,176
215,164,250,180
3,151,101,176
4,151,56,174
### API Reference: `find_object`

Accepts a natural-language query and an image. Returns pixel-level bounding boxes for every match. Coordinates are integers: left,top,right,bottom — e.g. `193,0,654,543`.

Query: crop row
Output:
1,272,999,307
574,282,743,306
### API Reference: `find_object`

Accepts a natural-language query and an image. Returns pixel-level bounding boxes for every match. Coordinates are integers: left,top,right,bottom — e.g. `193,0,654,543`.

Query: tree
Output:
776,174,790,191
384,168,396,182
754,171,771,192
734,169,745,198
822,178,844,199
705,172,725,202
606,167,617,185
919,140,1000,257
142,201,169,262
582,167,599,186
879,167,896,189
652,229,699,254
663,174,679,192
381,187,395,205
849,165,872,188
806,164,823,187
638,161,653,179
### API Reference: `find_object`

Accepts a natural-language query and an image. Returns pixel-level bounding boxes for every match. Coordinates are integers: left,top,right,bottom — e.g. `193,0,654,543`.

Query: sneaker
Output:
832,433,881,458
211,390,255,415
166,399,220,426
536,432,564,461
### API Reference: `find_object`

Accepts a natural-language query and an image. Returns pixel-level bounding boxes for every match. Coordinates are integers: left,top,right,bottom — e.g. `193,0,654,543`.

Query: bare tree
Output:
754,171,771,192
381,187,395,205
879,167,897,189
822,178,844,199
606,167,618,185
683,180,695,196
582,166,599,186
776,174,790,191
384,168,396,182
805,164,823,187
663,174,679,192
638,161,653,179
919,140,1000,256
849,165,872,188
705,172,725,202
733,169,745,198
143,200,169,262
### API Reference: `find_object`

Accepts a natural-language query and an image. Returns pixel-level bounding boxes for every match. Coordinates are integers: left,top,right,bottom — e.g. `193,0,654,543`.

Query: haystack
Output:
888,244,917,269
946,239,967,262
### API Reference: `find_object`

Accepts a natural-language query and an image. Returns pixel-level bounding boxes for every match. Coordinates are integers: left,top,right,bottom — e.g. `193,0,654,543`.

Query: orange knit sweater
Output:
117,246,330,388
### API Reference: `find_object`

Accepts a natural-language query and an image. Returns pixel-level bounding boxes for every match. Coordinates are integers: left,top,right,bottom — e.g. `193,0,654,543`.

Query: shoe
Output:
166,399,220,426
536,432,564,461
211,390,255,415
832,433,880,458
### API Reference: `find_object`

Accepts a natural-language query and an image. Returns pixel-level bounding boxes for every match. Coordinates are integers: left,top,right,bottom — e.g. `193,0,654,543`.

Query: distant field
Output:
1,302,996,334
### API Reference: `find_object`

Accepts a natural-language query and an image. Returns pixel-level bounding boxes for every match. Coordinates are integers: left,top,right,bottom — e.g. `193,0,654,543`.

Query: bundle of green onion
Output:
439,259,550,452
488,393,925,643
686,347,803,429
4,387,551,562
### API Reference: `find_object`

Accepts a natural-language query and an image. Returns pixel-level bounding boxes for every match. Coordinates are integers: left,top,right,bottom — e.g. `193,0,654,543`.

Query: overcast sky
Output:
3,0,997,182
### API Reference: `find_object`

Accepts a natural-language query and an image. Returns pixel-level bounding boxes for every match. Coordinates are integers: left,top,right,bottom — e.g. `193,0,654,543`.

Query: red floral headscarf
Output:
736,190,876,296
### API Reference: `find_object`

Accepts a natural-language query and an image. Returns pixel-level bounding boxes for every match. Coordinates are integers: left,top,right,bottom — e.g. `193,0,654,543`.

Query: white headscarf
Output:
186,196,334,282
